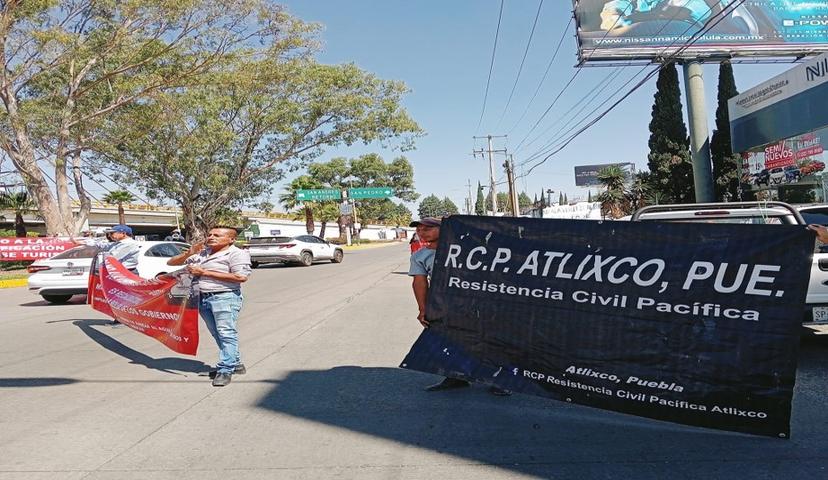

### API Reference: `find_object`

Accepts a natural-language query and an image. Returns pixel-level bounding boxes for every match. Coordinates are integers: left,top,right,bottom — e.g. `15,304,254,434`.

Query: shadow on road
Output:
0,377,78,387
19,295,86,307
254,362,828,477
73,319,211,375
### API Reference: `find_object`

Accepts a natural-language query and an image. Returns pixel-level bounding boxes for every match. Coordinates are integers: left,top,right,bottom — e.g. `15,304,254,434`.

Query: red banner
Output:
0,237,75,261
88,256,199,355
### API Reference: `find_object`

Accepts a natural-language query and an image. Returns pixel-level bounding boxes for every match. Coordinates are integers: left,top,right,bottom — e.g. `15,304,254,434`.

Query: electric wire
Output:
518,0,746,179
494,0,544,129
512,0,697,154
506,17,572,135
475,0,505,133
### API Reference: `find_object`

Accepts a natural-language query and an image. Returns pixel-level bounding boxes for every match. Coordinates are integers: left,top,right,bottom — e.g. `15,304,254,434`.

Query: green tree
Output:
711,61,741,201
564,193,568,204
101,190,136,226
486,192,508,212
313,202,341,239
645,63,695,203
441,197,459,216
588,190,593,202
1,0,289,235
418,194,443,218
0,190,37,237
475,182,486,215
596,165,631,219
94,56,421,239
279,176,324,235
518,192,532,210
347,154,418,223
559,192,564,205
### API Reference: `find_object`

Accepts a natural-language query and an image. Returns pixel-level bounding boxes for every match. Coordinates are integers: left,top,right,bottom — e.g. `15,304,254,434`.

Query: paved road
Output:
1,243,827,479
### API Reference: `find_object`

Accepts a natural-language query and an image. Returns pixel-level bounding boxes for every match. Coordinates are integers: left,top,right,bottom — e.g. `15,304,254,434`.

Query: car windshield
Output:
50,245,100,259
801,208,828,225
249,236,294,244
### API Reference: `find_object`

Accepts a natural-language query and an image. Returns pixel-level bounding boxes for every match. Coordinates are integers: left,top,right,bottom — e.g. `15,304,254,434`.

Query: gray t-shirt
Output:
408,248,436,278
186,245,252,293
107,237,140,270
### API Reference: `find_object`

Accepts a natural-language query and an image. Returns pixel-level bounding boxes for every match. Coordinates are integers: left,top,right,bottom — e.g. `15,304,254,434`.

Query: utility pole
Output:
473,135,507,216
504,155,519,217
682,61,715,203
466,179,473,215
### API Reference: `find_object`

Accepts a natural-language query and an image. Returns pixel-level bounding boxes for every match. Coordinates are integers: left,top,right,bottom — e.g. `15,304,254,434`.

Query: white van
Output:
631,201,828,329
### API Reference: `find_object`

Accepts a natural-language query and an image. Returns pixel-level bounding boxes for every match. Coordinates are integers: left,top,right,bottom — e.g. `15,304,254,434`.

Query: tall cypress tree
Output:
558,192,564,205
711,61,741,201
646,62,695,203
475,181,485,215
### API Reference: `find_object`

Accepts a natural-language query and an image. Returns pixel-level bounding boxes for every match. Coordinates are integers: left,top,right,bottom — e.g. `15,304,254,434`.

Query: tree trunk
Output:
14,212,26,237
71,150,92,234
319,221,327,239
304,205,314,234
117,204,126,225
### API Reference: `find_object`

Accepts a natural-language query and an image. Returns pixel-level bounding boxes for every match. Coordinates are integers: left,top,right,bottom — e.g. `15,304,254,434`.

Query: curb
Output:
341,242,403,251
0,278,27,289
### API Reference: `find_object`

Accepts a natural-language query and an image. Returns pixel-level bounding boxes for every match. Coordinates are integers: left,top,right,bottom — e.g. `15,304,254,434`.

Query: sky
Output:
270,0,797,216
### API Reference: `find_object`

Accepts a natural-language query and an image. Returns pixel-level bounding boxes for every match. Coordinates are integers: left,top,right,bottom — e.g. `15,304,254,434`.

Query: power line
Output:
516,67,623,155
519,0,734,168
512,0,696,154
475,0,505,133
506,16,572,135
517,0,746,179
494,0,544,129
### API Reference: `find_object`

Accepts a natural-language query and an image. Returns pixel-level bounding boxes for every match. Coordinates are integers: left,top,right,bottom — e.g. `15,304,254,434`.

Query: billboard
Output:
574,162,635,187
740,127,827,188
730,52,828,153
574,1,828,62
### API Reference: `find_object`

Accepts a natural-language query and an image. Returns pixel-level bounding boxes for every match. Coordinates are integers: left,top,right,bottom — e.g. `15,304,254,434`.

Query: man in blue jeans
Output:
167,226,251,387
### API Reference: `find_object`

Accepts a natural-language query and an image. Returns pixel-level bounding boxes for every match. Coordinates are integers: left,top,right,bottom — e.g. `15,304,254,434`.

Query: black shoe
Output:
208,364,246,379
488,386,512,396
212,373,232,387
425,377,471,392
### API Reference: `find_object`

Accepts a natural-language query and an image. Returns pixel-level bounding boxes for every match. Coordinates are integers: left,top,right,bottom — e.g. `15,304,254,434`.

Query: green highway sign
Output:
295,189,342,202
348,187,394,199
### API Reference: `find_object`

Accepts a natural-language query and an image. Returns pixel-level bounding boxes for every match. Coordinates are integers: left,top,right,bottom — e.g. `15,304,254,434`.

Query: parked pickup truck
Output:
630,201,828,330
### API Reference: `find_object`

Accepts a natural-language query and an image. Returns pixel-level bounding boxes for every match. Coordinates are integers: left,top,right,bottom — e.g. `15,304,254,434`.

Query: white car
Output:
769,167,786,184
245,235,344,268
27,241,189,304
631,201,828,329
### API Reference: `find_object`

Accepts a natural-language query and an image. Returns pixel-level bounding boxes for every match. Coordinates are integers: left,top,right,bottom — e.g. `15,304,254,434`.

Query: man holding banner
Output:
408,217,511,396
168,227,251,387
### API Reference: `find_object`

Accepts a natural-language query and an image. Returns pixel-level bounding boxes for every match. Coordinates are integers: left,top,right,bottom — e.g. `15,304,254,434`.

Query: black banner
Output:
401,216,813,438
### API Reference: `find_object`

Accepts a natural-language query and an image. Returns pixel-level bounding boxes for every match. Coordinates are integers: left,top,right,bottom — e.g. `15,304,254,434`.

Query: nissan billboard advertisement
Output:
574,1,828,62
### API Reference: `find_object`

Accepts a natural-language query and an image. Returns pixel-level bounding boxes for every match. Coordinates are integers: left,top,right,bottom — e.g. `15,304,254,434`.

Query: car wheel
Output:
331,249,344,263
251,261,260,269
300,251,313,266
42,294,73,304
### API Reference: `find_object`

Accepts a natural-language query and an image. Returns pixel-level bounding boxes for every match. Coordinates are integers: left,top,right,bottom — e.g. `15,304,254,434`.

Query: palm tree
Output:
0,190,37,237
102,190,136,225
279,176,324,235
596,165,630,220
314,202,341,239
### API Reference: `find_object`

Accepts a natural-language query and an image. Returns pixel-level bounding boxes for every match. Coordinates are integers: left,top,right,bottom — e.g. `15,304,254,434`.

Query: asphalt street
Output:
1,243,828,479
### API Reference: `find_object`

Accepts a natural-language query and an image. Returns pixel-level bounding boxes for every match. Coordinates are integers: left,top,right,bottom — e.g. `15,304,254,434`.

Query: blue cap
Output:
105,224,133,235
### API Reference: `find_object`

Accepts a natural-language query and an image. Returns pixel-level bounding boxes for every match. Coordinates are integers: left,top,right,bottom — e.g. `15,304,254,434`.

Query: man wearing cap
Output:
408,217,511,396
104,225,141,274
